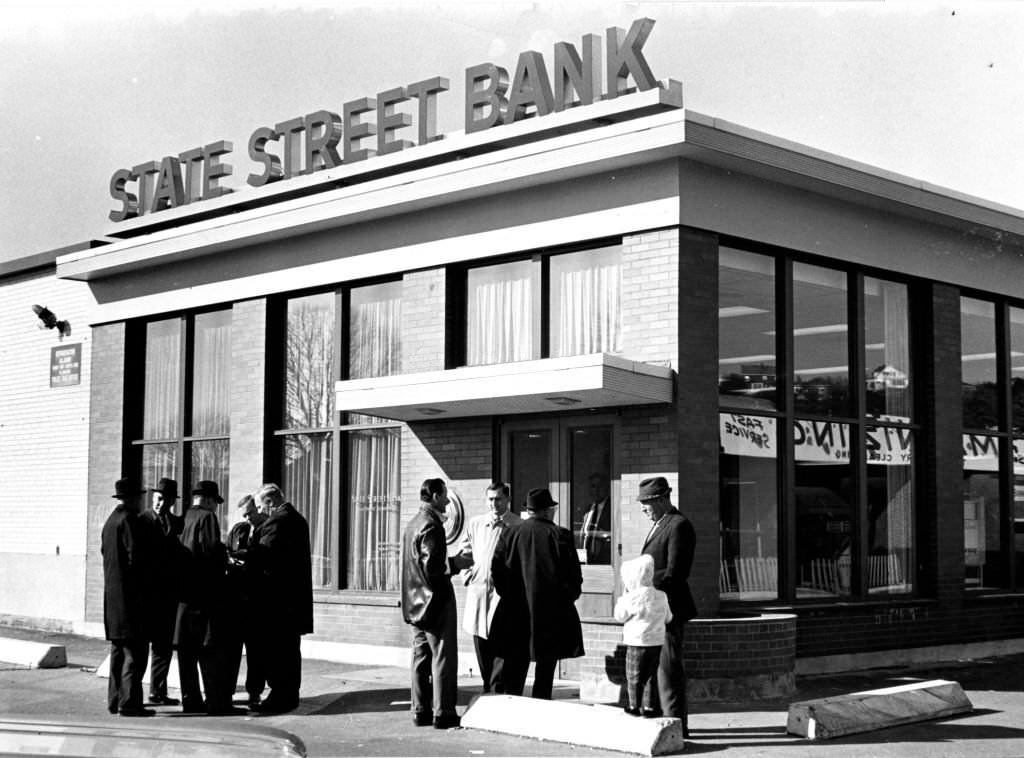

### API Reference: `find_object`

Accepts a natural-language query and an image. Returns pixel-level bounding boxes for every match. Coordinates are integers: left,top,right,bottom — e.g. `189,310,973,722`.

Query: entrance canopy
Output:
335,352,673,421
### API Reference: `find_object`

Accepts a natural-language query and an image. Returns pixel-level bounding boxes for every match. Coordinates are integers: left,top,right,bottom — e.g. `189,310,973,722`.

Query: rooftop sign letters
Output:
108,18,663,222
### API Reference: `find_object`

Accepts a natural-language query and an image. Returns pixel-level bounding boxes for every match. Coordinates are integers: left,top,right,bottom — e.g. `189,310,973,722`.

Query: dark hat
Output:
149,477,178,500
191,480,224,504
637,476,672,502
525,487,558,511
112,477,146,500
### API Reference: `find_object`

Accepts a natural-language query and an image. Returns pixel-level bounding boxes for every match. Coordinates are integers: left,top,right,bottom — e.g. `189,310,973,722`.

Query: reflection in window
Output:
719,413,778,600
1011,307,1024,434
719,249,776,410
285,293,335,430
570,426,613,566
283,432,333,589
191,439,230,527
467,260,540,365
192,310,232,437
795,420,853,598
793,264,849,416
143,318,181,439
961,297,998,430
347,427,401,591
550,246,622,357
866,426,913,593
865,278,912,422
963,433,1005,588
350,281,402,379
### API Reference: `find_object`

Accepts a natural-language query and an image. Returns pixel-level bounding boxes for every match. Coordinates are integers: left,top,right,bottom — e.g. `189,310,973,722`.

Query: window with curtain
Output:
277,283,403,591
135,309,232,525
550,245,622,357
464,243,623,366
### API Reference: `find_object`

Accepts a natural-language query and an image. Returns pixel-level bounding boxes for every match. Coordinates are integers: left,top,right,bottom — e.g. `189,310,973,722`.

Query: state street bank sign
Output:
107,18,669,222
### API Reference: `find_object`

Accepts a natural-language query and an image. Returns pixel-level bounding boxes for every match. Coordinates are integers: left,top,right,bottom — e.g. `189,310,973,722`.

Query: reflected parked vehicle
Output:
0,717,306,757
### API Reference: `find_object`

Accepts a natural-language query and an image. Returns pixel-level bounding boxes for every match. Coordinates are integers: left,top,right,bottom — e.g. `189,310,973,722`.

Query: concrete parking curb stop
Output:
461,693,686,756
0,637,66,669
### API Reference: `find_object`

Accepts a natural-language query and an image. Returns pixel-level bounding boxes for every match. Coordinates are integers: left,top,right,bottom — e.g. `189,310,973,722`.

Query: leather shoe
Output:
413,712,433,727
642,708,663,718
433,714,461,729
118,707,155,717
148,694,180,706
624,707,641,716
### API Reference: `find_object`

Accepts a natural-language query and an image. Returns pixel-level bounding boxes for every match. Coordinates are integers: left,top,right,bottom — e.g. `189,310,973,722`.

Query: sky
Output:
1,0,1022,263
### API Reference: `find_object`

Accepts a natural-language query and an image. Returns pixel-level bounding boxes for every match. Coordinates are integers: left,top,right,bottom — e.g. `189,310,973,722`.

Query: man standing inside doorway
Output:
457,481,521,692
638,476,696,736
401,478,465,729
579,473,612,565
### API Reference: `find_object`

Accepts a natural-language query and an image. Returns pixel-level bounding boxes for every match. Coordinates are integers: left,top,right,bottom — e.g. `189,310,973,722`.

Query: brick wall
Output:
85,322,128,624
401,268,446,374
621,227,679,369
229,298,268,500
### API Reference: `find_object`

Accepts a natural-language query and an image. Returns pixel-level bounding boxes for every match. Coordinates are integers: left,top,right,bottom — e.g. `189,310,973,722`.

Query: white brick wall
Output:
0,269,95,556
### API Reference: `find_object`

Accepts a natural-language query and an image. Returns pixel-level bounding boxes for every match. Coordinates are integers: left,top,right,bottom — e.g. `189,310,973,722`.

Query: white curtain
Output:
143,319,181,439
192,310,232,436
350,297,401,379
347,428,401,591
553,257,622,356
283,433,333,588
467,273,535,365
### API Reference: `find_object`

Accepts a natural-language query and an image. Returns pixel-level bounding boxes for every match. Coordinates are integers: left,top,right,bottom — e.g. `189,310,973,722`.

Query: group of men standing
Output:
101,477,313,717
400,475,696,735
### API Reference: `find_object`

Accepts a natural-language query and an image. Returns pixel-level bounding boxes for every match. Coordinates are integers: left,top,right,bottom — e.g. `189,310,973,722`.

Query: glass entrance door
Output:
501,415,617,618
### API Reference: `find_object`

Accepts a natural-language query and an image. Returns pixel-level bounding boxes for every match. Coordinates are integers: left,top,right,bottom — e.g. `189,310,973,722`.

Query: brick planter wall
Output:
578,613,796,704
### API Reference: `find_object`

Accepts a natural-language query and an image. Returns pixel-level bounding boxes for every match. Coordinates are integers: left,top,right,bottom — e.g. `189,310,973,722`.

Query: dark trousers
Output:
658,620,688,725
148,599,177,699
474,635,498,693
108,638,149,713
263,629,301,707
625,644,662,711
491,652,556,700
177,642,228,711
224,630,267,701
410,598,458,718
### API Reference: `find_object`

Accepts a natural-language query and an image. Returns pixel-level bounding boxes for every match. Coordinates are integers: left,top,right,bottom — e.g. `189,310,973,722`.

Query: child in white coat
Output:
614,554,673,716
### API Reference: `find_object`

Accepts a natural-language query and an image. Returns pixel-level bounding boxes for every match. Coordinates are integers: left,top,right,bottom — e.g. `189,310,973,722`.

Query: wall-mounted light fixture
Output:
31,304,72,340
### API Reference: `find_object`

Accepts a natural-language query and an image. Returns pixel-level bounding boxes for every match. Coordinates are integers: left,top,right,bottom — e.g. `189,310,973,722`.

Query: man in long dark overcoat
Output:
638,476,697,735
139,477,183,705
249,483,313,714
174,480,238,715
101,476,153,717
490,487,584,700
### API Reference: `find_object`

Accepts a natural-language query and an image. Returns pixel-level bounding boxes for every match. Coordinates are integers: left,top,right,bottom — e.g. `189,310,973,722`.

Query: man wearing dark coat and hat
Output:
101,476,154,717
174,479,240,715
249,482,313,714
490,487,584,700
139,477,183,706
638,476,697,735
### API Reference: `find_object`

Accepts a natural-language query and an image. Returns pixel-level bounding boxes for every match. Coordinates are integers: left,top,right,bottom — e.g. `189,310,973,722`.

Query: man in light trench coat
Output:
457,482,521,692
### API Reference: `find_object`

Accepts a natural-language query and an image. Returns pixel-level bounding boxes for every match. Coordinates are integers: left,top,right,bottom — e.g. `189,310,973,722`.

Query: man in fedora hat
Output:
140,477,183,706
101,476,154,717
637,476,696,734
174,479,241,715
490,487,584,699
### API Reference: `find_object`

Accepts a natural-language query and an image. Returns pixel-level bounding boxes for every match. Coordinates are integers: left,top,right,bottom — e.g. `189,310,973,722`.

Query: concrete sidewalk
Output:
2,624,1024,756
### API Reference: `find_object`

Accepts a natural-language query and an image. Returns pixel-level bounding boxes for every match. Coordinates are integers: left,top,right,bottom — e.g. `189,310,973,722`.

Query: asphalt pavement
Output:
2,624,1024,757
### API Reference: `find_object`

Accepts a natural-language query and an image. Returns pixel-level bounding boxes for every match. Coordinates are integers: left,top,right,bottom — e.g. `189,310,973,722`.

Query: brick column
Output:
621,228,679,368
401,268,446,374
921,283,964,606
85,322,127,624
230,298,268,502
677,226,720,618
